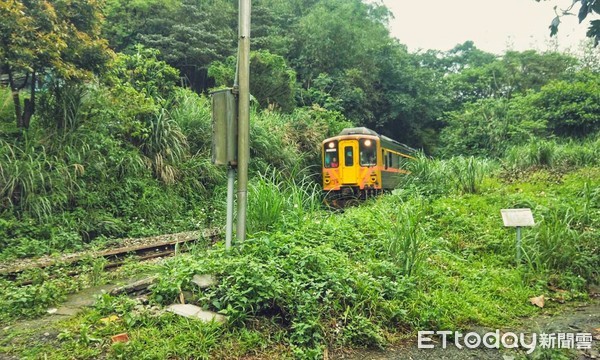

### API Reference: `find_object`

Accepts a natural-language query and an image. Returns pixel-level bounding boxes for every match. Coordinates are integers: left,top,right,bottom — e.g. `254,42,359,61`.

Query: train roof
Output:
333,127,417,154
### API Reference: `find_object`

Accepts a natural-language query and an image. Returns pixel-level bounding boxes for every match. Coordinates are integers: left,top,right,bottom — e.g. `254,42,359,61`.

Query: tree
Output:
209,50,297,112
103,0,235,92
531,74,600,137
445,50,578,107
106,45,180,101
0,0,110,129
439,97,546,157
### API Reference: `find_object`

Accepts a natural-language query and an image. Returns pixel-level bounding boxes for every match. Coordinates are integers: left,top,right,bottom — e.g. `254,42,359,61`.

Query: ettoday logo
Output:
418,330,593,354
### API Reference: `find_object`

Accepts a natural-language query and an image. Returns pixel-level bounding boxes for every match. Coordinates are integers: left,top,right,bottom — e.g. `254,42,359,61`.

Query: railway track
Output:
0,229,220,285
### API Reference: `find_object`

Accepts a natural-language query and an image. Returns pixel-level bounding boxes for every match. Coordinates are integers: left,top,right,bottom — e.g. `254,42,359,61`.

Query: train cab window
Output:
359,139,376,167
344,146,353,166
383,150,387,169
324,141,339,168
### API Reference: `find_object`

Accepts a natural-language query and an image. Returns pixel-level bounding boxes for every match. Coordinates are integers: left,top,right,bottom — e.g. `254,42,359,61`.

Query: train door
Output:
339,140,358,184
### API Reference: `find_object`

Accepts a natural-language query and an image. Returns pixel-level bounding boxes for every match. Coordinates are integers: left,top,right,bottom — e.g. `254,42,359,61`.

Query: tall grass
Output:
0,137,79,221
0,86,14,127
505,140,557,169
522,207,599,281
449,156,495,194
169,89,212,155
504,136,600,170
400,153,452,196
37,82,87,133
400,154,494,195
247,166,322,234
384,200,427,277
140,109,189,184
250,110,303,173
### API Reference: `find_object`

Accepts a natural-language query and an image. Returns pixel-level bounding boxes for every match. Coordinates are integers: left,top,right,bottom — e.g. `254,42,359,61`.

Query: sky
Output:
379,0,594,54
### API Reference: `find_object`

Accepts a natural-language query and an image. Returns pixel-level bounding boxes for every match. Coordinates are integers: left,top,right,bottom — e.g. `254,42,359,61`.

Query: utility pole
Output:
236,0,251,242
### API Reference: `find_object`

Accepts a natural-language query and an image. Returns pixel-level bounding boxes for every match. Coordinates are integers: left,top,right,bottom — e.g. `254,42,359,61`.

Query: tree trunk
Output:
7,68,23,128
22,71,36,129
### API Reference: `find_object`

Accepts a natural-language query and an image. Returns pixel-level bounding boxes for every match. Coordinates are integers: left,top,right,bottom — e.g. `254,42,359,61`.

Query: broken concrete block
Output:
110,276,158,296
166,304,226,323
191,274,217,289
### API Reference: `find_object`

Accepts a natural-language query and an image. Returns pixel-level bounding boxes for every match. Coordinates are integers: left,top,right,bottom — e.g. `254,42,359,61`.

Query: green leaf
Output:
579,0,590,23
587,20,600,46
550,16,561,36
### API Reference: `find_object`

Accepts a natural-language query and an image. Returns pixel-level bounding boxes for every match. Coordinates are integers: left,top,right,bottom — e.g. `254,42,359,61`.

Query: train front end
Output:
322,128,382,201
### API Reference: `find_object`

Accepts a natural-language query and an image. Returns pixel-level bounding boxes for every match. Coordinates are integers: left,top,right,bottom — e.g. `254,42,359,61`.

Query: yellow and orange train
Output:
321,127,415,201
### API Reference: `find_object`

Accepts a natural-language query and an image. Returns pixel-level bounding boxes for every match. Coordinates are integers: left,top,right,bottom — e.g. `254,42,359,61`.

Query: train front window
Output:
360,139,376,167
344,146,353,166
324,141,338,168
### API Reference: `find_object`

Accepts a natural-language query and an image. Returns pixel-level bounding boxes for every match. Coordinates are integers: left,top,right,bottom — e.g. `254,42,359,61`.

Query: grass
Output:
3,162,596,359
247,166,322,233
504,136,600,170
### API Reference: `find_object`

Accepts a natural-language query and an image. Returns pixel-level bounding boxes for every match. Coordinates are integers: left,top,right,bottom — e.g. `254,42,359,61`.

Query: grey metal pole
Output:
225,168,235,249
516,226,522,263
236,0,250,242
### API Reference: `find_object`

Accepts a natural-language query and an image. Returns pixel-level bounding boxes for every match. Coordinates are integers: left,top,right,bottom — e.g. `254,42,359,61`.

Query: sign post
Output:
501,209,535,264
211,0,250,249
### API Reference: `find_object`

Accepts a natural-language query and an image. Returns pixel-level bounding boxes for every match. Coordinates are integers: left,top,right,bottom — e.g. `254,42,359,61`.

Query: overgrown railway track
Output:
0,229,220,285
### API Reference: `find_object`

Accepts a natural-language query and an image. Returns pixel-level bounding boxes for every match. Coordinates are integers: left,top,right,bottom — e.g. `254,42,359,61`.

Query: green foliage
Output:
247,167,322,234
523,207,599,282
0,137,79,221
449,156,494,194
445,50,577,106
530,75,600,137
382,200,428,277
105,45,180,102
209,50,297,112
440,69,599,157
399,153,453,196
0,0,111,128
440,97,535,157
103,0,235,91
504,136,600,170
505,141,557,169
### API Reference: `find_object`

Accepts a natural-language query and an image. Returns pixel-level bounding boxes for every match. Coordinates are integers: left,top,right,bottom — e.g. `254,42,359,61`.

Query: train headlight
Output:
364,139,372,146
328,142,335,149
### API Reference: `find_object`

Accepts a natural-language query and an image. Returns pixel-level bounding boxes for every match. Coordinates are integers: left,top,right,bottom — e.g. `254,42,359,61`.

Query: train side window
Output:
383,150,387,169
344,146,353,166
388,153,392,169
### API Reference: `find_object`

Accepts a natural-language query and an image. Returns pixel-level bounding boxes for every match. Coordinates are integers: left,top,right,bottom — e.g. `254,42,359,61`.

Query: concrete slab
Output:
166,304,226,323
191,274,217,289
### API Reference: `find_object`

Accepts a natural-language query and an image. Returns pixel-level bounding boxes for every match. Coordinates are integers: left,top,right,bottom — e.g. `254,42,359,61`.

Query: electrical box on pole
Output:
211,88,238,166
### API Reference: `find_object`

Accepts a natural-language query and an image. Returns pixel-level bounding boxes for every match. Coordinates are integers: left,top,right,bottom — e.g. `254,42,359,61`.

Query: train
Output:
321,127,415,204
